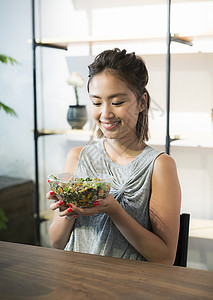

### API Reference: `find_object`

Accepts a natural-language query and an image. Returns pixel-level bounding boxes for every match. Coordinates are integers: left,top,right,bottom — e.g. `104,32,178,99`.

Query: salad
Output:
48,174,111,208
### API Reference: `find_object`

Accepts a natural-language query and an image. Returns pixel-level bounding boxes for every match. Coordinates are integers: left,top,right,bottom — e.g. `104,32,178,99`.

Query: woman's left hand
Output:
70,193,119,216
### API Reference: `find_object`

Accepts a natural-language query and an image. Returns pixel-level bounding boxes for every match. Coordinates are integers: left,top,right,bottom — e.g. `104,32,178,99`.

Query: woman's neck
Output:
104,137,146,165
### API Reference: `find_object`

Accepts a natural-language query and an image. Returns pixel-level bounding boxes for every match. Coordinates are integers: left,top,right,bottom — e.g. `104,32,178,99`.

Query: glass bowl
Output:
47,173,112,208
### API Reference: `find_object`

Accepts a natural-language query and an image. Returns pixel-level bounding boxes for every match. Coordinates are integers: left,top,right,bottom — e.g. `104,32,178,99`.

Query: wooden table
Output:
0,242,213,300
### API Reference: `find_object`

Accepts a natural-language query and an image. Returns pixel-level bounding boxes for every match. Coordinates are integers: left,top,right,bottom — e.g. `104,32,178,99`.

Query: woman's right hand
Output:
46,191,78,220
47,191,77,249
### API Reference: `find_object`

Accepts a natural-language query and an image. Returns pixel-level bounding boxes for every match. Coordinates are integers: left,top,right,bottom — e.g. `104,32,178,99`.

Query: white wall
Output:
0,0,213,220
0,0,34,179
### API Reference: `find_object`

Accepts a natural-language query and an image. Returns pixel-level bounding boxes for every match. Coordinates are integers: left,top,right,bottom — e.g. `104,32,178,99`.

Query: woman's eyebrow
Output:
108,93,128,99
89,94,101,99
89,93,128,99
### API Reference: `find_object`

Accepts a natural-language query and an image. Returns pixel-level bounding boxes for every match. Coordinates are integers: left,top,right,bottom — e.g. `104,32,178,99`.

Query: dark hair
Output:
88,48,150,142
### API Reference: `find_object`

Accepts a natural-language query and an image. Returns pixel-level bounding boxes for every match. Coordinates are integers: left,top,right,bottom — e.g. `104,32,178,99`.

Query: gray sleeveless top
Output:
64,139,163,261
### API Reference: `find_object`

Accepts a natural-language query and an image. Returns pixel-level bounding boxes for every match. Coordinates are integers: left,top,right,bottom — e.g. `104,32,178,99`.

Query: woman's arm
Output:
149,154,182,263
70,153,181,264
48,146,83,249
110,154,181,264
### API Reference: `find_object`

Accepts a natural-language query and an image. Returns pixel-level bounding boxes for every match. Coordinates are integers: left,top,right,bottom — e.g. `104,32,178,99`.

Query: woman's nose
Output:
101,103,114,118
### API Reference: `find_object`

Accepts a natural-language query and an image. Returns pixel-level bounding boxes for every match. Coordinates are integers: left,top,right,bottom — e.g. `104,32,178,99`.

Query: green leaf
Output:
0,207,8,230
50,174,58,180
0,102,18,117
0,55,19,118
85,177,92,181
0,54,19,65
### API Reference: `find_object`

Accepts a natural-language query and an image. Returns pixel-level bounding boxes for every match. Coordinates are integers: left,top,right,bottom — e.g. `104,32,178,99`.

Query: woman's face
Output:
88,71,144,142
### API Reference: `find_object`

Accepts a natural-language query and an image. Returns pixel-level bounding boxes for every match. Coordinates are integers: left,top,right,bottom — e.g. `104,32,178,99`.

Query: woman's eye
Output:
112,102,124,106
92,102,101,106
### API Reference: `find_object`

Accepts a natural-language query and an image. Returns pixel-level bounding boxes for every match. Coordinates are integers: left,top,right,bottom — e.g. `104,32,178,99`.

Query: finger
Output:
93,200,100,207
70,204,85,215
46,191,58,201
63,205,78,219
71,205,100,216
46,191,56,199
50,200,64,211
46,191,54,198
59,206,74,217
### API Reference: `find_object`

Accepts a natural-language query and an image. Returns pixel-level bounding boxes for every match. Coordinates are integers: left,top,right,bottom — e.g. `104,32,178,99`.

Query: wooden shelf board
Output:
36,32,213,45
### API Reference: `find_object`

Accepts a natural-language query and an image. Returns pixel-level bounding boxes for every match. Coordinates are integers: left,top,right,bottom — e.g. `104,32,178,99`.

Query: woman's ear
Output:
138,92,147,112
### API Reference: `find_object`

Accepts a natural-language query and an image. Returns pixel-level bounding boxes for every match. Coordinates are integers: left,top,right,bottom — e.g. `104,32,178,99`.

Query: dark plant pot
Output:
67,105,87,129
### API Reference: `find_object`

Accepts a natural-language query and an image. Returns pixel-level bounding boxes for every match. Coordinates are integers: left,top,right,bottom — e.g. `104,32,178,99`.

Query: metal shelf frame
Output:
166,0,192,155
31,0,67,245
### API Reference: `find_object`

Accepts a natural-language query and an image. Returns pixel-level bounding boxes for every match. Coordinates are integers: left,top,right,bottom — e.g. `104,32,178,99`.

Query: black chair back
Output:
174,213,190,267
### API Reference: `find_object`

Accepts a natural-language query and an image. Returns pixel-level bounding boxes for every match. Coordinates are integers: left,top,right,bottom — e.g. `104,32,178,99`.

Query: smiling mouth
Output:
100,121,120,130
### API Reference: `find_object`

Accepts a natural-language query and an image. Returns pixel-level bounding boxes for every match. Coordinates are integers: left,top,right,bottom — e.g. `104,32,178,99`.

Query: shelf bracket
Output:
35,130,59,138
171,35,193,47
34,41,68,51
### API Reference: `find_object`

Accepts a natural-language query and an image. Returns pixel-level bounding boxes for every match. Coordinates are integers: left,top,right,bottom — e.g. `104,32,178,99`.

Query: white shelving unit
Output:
32,0,213,243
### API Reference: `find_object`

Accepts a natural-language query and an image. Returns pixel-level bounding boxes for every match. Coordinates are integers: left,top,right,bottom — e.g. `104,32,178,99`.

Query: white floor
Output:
188,219,213,271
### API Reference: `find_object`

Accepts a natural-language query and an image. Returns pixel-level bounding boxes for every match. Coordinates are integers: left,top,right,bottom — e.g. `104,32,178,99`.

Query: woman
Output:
47,48,181,264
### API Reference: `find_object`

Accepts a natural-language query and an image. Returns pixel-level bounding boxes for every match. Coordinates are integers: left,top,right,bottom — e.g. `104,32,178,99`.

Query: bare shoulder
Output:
63,146,84,173
67,146,84,159
153,153,177,176
152,152,181,196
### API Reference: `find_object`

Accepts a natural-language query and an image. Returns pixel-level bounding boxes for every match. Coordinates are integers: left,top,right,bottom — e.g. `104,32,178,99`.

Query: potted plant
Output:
0,55,18,117
66,71,87,129
0,54,19,229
